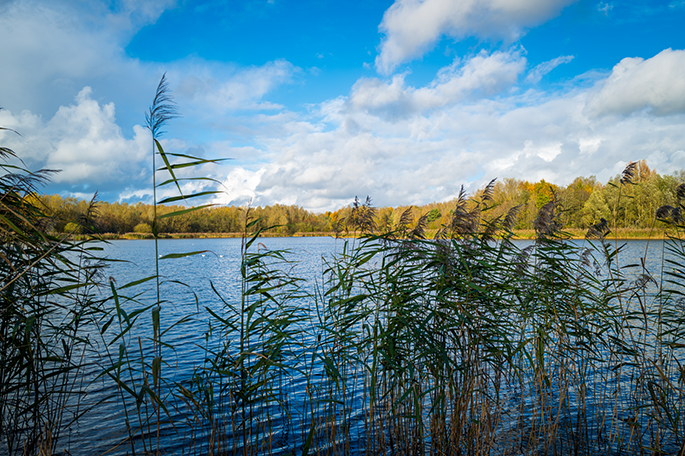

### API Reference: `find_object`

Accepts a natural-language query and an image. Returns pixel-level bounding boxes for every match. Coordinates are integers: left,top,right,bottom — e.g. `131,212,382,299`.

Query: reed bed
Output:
1,128,110,456
119,183,685,456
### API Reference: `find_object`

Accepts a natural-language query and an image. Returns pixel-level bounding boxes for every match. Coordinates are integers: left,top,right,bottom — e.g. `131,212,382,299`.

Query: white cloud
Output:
0,0,297,134
214,167,267,206
348,75,412,116
46,91,148,183
375,0,576,74
3,0,684,213
578,137,602,156
585,48,685,117
525,55,574,84
596,2,613,15
349,50,527,119
416,50,526,104
5,43,684,212
522,139,562,162
173,59,299,112
0,87,149,185
208,49,685,212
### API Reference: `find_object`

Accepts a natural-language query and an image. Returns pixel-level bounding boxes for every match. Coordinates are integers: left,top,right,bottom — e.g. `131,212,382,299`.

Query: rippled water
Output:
68,237,342,455
63,237,681,455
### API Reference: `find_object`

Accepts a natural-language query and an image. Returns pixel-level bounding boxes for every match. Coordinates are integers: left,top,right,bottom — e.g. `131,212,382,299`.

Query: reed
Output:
98,75,225,456
166,174,685,455
0,124,109,455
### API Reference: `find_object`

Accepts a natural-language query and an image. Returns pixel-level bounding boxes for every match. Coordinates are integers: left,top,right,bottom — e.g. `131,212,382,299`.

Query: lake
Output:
60,236,684,456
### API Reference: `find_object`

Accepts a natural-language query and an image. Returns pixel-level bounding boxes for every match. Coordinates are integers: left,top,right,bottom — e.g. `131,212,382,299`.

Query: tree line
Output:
37,160,684,236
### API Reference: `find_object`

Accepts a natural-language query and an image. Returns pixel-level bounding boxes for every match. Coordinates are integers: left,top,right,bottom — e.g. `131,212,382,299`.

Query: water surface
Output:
66,237,682,455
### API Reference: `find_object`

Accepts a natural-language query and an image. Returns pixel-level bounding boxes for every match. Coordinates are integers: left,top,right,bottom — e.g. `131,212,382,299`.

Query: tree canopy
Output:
38,160,684,236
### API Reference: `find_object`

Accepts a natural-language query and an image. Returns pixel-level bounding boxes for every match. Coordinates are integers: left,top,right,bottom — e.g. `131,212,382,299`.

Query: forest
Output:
38,159,685,236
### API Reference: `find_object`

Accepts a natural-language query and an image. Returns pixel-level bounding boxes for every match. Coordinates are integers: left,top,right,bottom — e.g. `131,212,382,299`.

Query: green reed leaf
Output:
157,204,215,219
157,190,222,205
158,250,207,260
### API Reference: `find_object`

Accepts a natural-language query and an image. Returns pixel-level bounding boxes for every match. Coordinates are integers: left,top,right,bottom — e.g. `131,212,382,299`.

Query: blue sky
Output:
1,0,685,211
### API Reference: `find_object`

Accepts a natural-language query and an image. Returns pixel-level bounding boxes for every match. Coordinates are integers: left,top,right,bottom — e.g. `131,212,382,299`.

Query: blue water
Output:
68,237,345,455
61,237,683,455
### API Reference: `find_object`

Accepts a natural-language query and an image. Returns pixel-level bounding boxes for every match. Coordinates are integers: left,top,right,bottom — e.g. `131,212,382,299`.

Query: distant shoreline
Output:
71,228,677,241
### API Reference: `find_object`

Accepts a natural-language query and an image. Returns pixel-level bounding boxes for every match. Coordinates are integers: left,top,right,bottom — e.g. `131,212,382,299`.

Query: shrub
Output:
133,222,152,233
63,221,83,234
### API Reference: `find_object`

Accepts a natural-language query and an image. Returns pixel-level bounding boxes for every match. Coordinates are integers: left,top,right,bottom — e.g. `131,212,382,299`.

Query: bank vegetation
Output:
35,160,685,239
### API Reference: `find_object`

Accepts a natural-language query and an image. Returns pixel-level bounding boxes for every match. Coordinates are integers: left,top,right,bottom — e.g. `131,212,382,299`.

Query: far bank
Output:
71,228,677,241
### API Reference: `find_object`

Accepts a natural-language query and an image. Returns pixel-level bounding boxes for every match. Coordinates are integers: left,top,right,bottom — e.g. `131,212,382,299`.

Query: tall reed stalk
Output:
101,75,224,455
1,123,108,455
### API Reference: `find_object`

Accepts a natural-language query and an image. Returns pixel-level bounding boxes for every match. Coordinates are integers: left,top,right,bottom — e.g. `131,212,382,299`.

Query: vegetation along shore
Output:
36,159,685,240
71,228,677,241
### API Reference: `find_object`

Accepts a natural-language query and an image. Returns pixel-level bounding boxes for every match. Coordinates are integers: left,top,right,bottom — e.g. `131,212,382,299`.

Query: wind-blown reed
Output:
1,123,108,456
162,172,685,455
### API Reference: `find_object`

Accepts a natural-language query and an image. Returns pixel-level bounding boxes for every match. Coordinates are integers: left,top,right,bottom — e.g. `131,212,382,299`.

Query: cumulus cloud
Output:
205,48,685,212
0,87,149,186
585,48,685,117
0,0,297,134
214,167,267,206
375,0,576,74
349,50,526,119
46,92,149,184
348,75,413,118
242,130,469,211
415,50,526,104
3,1,684,213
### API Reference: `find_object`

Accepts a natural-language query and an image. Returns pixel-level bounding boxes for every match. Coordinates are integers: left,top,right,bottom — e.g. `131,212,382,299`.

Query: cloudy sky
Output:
1,0,684,211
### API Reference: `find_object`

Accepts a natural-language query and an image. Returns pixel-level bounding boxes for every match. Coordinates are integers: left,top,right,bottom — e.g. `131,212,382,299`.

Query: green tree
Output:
63,221,83,234
558,176,596,228
134,222,152,233
581,184,611,227
426,208,442,223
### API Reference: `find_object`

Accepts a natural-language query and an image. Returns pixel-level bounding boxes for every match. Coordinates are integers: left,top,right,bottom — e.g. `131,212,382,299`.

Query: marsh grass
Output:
92,159,685,455
133,173,685,456
95,75,226,456
1,125,110,455
4,165,685,456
